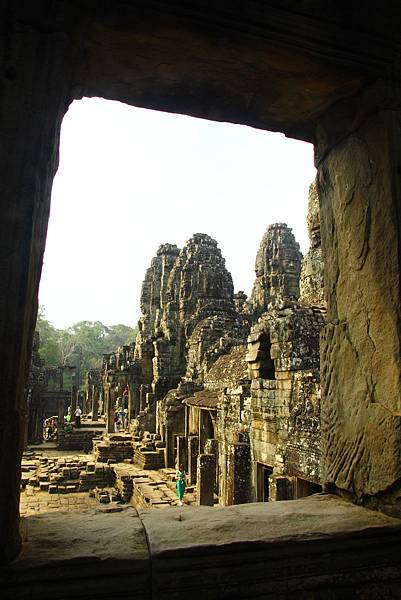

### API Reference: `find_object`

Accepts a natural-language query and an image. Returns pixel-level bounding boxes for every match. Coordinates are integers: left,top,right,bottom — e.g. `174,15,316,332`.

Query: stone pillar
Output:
0,20,73,560
188,435,199,485
133,384,140,418
199,409,211,453
176,435,187,470
139,385,147,412
317,101,401,507
146,391,155,411
126,385,132,423
70,386,77,416
92,389,99,422
57,398,65,429
87,385,93,416
165,426,176,468
79,391,87,415
107,389,115,434
233,443,251,505
225,443,251,505
129,384,136,418
196,453,216,506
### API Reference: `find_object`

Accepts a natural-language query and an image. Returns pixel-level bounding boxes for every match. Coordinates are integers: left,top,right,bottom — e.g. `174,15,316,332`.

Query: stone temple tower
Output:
249,223,302,316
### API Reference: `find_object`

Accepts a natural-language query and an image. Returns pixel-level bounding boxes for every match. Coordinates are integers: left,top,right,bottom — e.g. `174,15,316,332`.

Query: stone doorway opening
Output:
257,332,275,380
256,462,273,502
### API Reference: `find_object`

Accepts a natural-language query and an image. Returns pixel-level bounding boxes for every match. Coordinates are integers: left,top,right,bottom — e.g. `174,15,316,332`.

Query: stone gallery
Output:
1,2,401,598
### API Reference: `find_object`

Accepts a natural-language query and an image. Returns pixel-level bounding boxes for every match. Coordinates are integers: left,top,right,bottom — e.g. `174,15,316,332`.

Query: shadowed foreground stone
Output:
1,496,401,599
1,507,150,600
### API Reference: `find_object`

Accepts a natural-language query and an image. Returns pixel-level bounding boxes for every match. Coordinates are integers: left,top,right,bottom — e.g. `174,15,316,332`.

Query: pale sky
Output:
39,98,316,329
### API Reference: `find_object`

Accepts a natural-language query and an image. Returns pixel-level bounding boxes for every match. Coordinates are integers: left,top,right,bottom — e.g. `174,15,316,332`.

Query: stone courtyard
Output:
20,446,198,517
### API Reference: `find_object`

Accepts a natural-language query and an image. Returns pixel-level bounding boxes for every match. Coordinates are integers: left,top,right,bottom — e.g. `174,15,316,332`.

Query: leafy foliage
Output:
35,307,137,381
35,307,61,365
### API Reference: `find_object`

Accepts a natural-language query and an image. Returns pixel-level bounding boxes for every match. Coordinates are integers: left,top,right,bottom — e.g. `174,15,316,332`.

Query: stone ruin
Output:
27,183,326,510
96,181,327,507
26,333,79,446
3,3,401,592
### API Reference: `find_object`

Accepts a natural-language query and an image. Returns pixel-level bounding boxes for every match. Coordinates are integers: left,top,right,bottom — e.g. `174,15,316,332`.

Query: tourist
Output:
75,405,82,428
176,464,186,506
50,417,57,440
46,419,53,440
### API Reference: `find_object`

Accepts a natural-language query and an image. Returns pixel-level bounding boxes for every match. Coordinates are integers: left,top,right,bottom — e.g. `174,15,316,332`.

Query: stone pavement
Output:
20,489,97,516
20,448,201,515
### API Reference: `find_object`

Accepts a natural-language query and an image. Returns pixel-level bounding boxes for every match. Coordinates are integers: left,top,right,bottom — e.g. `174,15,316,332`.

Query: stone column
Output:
106,389,115,434
233,443,251,505
57,398,65,429
196,453,216,506
198,408,209,453
165,426,176,468
317,97,401,508
70,386,77,417
176,435,187,470
129,384,137,418
140,385,147,412
134,384,141,418
0,18,74,560
188,435,199,485
87,385,93,417
126,385,132,423
92,389,99,422
225,443,251,505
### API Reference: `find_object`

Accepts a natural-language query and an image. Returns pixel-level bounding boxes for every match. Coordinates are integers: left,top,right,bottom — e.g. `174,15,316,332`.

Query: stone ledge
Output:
1,507,150,599
1,496,401,599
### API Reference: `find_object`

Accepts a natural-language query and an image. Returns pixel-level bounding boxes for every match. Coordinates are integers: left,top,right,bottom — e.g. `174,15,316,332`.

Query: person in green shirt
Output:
176,464,186,506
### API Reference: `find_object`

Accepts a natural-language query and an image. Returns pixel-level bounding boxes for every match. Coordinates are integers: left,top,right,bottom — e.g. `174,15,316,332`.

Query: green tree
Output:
106,324,137,348
67,321,109,374
35,309,138,381
35,306,61,365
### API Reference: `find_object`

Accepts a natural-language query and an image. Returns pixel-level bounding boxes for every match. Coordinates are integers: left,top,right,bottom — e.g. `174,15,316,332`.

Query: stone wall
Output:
286,371,321,485
58,428,101,452
318,111,401,510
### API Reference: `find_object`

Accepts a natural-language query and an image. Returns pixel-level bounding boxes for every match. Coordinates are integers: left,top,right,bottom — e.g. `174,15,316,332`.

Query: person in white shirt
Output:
75,406,82,428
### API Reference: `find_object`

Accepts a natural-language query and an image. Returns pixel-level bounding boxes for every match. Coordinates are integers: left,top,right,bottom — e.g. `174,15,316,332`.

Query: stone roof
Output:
204,345,249,386
183,389,219,409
